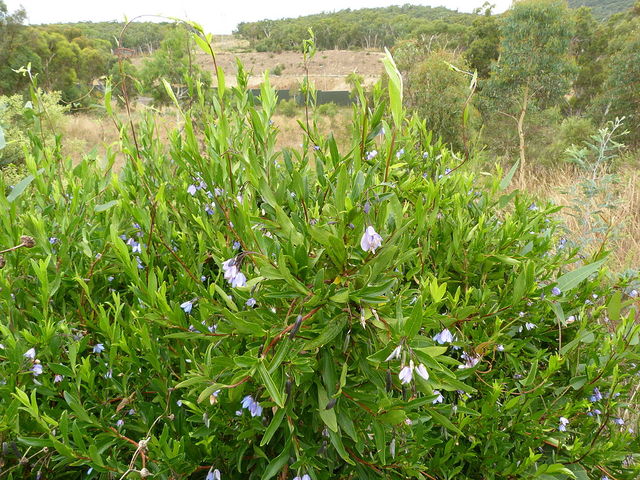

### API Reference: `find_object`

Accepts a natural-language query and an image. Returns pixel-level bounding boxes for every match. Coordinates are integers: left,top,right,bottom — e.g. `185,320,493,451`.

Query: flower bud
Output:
325,398,337,410
20,236,36,248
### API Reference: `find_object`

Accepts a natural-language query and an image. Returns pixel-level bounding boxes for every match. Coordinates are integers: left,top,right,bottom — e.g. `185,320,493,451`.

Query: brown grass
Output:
517,164,640,272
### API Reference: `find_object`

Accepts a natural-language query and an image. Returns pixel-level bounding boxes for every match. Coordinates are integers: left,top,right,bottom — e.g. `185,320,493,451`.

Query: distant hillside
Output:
235,5,475,51
568,0,636,19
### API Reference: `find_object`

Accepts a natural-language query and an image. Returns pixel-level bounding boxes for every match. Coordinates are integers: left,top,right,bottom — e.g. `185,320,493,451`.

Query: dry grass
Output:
271,108,353,150
517,164,640,272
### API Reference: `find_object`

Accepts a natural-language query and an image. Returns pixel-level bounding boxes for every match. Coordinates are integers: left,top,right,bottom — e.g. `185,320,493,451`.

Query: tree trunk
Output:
517,85,529,185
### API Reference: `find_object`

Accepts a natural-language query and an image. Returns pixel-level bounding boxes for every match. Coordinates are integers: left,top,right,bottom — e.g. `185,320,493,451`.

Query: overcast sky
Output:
5,1,511,34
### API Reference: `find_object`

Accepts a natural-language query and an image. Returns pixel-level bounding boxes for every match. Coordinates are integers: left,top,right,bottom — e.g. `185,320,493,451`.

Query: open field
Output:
133,47,385,90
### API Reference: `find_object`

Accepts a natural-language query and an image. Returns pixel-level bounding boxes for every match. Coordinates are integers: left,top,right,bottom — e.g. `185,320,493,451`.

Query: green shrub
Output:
278,98,298,117
0,45,638,480
0,90,68,167
316,102,338,118
272,64,285,76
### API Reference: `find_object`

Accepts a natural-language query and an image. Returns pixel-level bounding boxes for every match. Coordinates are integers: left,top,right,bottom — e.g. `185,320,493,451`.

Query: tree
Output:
464,2,500,78
569,7,607,113
403,49,475,151
483,0,575,182
0,0,29,94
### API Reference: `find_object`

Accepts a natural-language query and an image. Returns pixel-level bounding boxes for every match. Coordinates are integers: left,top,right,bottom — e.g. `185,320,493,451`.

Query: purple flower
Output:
31,364,43,376
399,361,414,384
240,395,263,417
396,148,405,158
206,469,221,480
92,343,105,354
205,203,215,215
104,369,113,379
385,345,401,362
187,184,197,196
293,475,311,480
366,150,378,161
458,352,481,369
590,387,603,402
231,272,247,288
415,363,429,381
54,374,64,383
24,348,36,360
116,419,124,428
613,418,625,425
180,300,194,314
49,237,59,244
432,390,444,404
246,297,257,307
552,287,562,296
433,328,454,344
360,226,383,253
558,416,569,432
629,289,638,298
497,344,505,352
233,241,241,251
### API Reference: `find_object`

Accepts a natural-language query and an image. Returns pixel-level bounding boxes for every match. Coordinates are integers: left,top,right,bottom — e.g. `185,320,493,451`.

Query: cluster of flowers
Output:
385,347,429,385
222,257,247,288
119,223,145,269
240,395,262,417
23,348,42,376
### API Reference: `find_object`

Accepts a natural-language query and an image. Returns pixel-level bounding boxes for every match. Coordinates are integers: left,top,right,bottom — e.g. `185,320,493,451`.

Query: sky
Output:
5,0,512,34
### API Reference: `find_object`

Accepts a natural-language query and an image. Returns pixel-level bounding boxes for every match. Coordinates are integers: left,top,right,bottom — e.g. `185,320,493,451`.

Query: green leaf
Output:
556,260,605,292
260,439,291,480
378,409,407,425
257,362,285,408
7,173,35,203
317,385,338,432
382,48,403,129
94,200,119,212
304,316,347,351
429,408,463,435
499,160,520,190
260,408,285,447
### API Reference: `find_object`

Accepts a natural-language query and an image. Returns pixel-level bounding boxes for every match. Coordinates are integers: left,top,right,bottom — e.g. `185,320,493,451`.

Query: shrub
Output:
316,102,338,118
0,90,68,167
0,46,638,480
278,98,298,117
272,64,285,76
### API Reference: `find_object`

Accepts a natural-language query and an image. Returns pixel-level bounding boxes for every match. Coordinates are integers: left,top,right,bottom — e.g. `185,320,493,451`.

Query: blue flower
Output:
24,348,36,360
433,328,454,344
180,300,194,314
92,343,105,354
613,418,625,425
233,241,241,250
31,363,43,376
360,226,383,253
206,469,221,480
552,287,562,296
590,387,603,402
246,297,257,307
558,417,569,432
241,395,263,417
366,150,378,161
432,390,444,404
187,184,197,196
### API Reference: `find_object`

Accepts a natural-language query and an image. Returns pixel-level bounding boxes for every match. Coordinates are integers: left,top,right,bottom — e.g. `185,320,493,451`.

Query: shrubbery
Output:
0,40,638,480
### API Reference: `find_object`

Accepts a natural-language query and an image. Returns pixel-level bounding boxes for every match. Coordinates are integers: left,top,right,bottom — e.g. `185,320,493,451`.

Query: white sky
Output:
5,0,511,34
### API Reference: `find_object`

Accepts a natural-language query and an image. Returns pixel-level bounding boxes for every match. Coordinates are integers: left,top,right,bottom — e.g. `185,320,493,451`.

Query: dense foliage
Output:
235,5,475,51
0,33,638,479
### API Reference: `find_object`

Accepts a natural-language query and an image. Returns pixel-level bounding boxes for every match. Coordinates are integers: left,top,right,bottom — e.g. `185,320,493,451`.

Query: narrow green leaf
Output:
556,260,605,292
7,173,35,203
499,160,520,191
94,200,119,212
260,408,285,446
258,362,285,408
